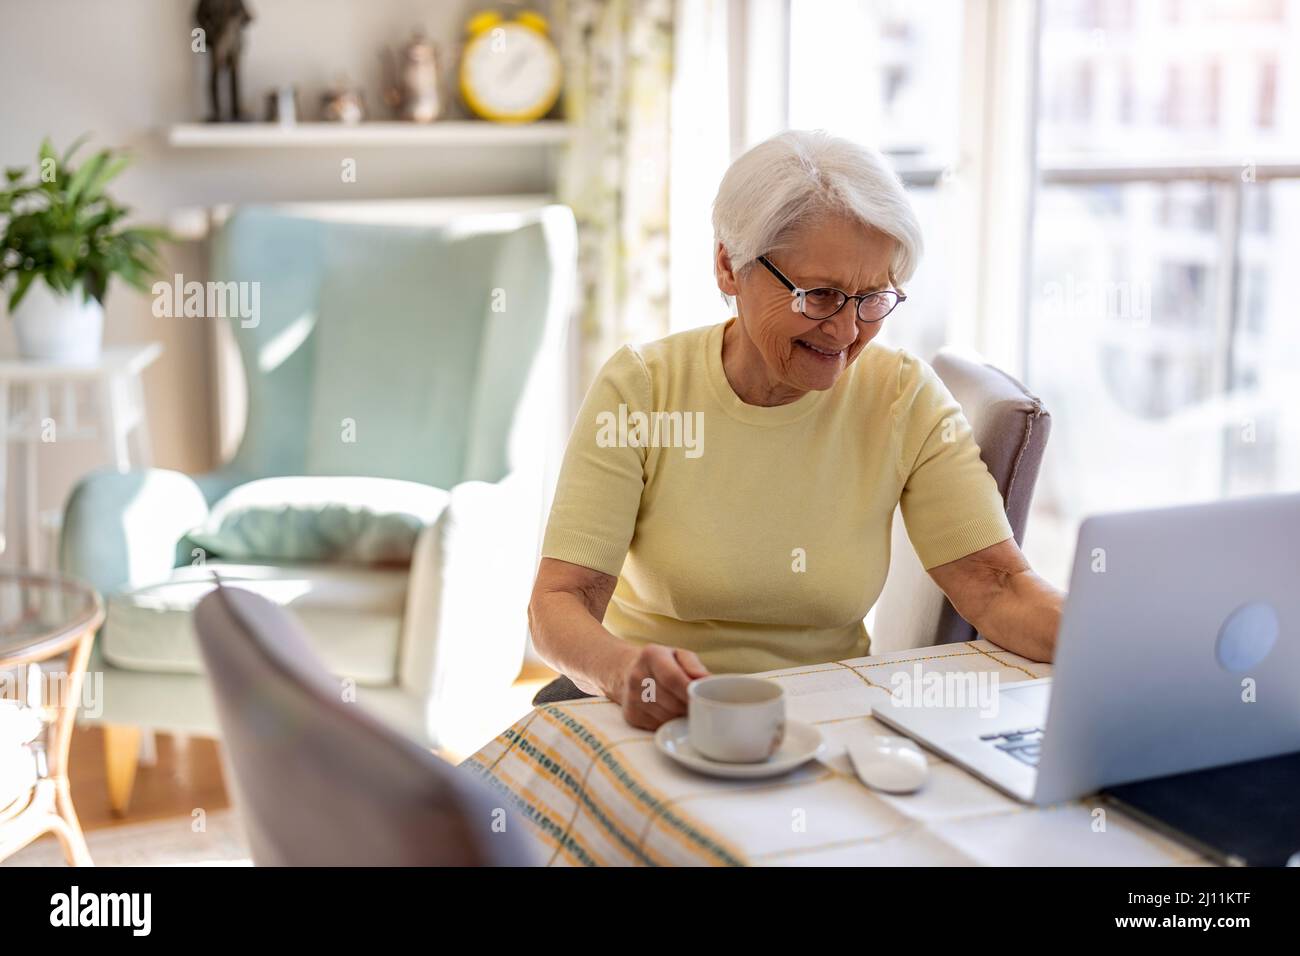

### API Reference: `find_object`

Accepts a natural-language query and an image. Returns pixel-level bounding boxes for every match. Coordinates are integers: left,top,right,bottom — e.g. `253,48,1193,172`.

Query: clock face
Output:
462,24,561,120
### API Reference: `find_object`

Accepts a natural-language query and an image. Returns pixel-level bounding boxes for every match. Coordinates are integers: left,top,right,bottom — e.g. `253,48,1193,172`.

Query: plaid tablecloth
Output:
463,640,1208,866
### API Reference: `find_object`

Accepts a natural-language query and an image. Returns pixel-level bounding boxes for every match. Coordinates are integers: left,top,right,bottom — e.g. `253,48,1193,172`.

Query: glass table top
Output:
0,572,102,663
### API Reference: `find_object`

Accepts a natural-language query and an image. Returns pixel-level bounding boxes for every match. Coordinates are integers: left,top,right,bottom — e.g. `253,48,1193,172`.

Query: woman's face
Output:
718,213,899,396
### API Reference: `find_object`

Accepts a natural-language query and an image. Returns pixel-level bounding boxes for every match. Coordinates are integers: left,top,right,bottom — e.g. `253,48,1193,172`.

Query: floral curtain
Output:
554,0,675,388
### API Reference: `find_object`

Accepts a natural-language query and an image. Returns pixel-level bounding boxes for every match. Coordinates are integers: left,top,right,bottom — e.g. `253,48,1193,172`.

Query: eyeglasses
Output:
756,255,906,324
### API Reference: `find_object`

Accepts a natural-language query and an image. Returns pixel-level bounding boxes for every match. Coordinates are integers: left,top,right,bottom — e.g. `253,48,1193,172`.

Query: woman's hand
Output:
530,558,710,729
611,644,711,730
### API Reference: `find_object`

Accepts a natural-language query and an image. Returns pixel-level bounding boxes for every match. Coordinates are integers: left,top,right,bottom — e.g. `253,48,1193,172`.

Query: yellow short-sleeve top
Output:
541,319,1013,673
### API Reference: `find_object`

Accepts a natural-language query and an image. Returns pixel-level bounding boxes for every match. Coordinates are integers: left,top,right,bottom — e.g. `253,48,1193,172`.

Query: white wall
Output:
0,0,555,567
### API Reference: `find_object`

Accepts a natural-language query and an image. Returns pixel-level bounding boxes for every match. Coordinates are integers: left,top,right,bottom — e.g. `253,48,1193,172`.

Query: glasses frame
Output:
756,255,906,324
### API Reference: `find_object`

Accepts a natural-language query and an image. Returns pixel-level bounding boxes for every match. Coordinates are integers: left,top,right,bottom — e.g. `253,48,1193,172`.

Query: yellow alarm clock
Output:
459,10,563,123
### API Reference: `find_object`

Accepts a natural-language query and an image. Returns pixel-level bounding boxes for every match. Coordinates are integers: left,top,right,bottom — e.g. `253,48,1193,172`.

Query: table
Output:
0,343,161,569
464,640,1209,866
0,572,104,866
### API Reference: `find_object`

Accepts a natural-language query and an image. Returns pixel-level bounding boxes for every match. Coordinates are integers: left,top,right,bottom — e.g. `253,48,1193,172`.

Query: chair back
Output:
193,584,535,865
208,203,576,491
872,351,1051,652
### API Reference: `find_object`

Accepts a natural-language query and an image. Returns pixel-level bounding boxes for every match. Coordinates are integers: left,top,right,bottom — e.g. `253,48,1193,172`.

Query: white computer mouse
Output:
847,735,928,794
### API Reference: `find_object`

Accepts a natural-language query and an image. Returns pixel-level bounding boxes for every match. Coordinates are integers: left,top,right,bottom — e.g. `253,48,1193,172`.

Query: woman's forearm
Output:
528,590,636,698
980,570,1064,662
528,558,711,729
929,539,1065,663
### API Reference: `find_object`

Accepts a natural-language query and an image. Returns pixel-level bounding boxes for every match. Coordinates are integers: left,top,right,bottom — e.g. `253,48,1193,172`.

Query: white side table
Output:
0,344,162,569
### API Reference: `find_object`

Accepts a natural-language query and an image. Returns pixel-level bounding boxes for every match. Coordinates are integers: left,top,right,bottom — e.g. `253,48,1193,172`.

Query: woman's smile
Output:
715,209,898,405
793,337,850,361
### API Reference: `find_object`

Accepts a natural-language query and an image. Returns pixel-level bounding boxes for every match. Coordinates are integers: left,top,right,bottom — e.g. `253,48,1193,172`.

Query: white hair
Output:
711,129,923,294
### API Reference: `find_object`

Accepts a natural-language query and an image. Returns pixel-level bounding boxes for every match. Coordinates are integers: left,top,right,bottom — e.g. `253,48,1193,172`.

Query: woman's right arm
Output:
528,557,709,730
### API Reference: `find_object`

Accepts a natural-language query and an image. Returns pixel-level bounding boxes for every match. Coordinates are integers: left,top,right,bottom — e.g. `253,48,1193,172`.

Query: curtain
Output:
554,0,675,388
668,0,734,334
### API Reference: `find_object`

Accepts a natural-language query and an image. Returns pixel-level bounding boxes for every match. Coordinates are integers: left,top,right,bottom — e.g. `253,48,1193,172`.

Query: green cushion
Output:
182,476,448,566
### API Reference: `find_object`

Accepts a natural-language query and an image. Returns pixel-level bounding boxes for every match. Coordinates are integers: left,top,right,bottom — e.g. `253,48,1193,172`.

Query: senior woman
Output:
528,129,1064,730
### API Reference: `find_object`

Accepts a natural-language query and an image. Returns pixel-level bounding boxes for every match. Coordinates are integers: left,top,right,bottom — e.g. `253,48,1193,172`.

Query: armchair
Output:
60,203,576,813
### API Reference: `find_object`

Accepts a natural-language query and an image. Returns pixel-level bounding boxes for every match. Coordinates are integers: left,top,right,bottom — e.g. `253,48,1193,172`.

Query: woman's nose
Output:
819,309,859,347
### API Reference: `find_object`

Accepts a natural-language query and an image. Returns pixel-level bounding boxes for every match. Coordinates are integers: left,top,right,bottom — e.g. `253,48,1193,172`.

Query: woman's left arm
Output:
927,538,1065,662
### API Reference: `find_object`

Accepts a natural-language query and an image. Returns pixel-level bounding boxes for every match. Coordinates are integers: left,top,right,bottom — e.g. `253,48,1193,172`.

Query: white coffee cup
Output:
687,675,786,763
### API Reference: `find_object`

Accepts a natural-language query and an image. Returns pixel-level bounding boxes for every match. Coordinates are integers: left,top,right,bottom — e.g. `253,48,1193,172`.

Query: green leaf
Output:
60,134,90,169
8,271,37,312
49,233,79,267
119,225,170,243
84,269,108,304
77,207,126,234
80,154,130,204
65,151,107,207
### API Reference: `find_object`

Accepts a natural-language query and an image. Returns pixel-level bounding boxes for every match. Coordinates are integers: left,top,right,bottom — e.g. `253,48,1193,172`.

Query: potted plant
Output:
0,137,166,363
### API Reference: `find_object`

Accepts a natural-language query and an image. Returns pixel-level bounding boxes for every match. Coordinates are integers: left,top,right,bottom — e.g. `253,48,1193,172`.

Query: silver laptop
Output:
873,493,1300,805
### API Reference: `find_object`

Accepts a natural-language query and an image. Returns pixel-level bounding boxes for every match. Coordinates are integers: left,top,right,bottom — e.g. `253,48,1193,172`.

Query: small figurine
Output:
320,80,366,125
194,0,254,122
382,31,443,123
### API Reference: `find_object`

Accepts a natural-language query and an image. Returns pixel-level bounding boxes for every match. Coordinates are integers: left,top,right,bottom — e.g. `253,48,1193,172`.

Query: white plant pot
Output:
9,278,104,364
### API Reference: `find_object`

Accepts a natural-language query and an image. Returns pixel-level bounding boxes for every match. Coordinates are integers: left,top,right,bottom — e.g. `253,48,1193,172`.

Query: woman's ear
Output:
714,242,741,297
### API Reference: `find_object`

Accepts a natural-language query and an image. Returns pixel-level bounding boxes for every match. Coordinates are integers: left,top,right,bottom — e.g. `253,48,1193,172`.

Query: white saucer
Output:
654,718,826,779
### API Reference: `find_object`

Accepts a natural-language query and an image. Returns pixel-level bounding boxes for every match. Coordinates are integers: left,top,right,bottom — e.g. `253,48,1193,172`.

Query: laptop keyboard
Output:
980,728,1045,766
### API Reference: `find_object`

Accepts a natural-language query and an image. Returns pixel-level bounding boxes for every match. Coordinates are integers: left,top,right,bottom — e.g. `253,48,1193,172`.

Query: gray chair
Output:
193,584,536,866
533,349,1051,703
871,349,1051,652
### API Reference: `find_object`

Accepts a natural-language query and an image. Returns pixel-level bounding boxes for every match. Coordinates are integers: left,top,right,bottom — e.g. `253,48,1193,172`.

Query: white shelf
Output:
166,120,572,148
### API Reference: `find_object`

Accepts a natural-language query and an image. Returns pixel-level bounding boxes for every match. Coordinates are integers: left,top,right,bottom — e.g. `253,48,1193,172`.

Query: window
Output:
787,0,965,359
1024,0,1300,584
671,1,1300,585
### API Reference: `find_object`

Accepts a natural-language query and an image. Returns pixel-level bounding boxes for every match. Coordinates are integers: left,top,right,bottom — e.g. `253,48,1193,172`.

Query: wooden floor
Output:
68,726,231,832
